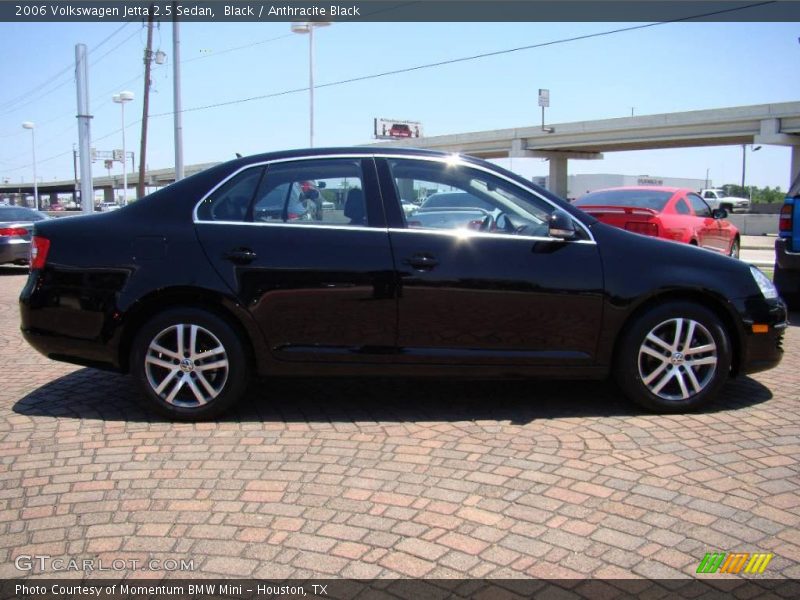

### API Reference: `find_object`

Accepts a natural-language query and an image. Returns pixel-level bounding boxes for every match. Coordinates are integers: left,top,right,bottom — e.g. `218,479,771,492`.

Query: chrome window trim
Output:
387,227,597,245
191,152,596,243
195,220,381,233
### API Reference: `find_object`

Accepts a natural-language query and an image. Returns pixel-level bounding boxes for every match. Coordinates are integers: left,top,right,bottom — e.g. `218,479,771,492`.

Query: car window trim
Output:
192,153,595,244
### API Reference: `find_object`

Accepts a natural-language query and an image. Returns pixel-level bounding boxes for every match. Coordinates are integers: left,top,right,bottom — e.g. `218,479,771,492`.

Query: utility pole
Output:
72,143,78,205
75,43,93,213
137,7,154,199
173,10,184,181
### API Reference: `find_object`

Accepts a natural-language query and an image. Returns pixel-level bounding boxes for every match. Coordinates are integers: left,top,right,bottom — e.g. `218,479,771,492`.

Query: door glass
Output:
687,193,712,217
195,167,264,222
387,158,567,238
253,159,367,226
675,198,691,215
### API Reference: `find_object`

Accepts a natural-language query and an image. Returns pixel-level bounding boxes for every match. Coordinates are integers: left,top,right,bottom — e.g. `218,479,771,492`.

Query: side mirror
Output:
548,209,577,240
712,208,728,219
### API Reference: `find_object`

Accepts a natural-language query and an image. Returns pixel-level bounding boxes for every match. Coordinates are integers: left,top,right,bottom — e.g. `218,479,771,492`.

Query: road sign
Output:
374,118,423,140
538,89,550,108
113,149,124,162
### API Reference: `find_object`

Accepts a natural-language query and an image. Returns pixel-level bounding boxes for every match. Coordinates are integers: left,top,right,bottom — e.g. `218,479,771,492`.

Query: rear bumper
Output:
775,237,800,271
0,239,30,264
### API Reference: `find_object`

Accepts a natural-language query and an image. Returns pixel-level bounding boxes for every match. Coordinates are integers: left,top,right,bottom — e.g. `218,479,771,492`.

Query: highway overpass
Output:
2,102,799,202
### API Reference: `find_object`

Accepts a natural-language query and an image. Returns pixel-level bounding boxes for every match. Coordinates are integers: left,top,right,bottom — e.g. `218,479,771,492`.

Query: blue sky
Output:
0,20,798,190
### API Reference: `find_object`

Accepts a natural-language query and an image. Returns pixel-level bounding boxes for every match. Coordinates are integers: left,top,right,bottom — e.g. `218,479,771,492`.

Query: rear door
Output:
686,192,723,251
194,156,397,362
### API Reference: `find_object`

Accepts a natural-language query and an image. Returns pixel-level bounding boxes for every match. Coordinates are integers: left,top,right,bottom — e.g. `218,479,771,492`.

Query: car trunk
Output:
577,205,661,237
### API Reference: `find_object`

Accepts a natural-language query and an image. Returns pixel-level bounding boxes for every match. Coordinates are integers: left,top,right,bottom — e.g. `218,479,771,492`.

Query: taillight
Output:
30,236,50,269
0,227,28,237
287,212,300,220
625,221,659,237
779,204,793,233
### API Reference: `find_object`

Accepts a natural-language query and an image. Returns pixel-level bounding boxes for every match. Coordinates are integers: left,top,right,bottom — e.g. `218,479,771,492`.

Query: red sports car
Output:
574,186,740,258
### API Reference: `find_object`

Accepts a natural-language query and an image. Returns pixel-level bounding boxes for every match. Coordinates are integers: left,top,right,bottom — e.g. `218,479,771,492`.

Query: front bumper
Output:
732,296,788,375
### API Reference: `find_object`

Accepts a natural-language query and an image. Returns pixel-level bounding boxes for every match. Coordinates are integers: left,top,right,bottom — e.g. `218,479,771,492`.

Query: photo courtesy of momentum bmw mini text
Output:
0,1,799,598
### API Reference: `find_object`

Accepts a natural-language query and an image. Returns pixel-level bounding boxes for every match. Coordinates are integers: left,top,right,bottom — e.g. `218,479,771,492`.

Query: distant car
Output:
389,123,413,138
400,199,417,217
0,205,49,265
98,202,120,212
775,173,800,309
574,187,740,258
700,188,750,213
49,203,66,212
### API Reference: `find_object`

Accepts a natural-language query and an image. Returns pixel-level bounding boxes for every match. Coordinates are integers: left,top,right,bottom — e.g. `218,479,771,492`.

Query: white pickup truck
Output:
699,189,750,213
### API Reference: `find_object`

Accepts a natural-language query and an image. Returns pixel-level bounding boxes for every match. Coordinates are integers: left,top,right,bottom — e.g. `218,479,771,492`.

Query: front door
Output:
377,157,604,368
194,157,397,362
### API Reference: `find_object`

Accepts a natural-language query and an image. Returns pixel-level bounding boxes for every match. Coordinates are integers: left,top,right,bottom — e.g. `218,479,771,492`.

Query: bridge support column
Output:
548,157,568,199
102,187,114,203
792,145,800,187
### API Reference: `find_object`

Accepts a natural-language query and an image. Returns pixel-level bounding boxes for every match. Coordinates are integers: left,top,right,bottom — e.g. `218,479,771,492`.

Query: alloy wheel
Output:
144,324,229,408
637,318,717,402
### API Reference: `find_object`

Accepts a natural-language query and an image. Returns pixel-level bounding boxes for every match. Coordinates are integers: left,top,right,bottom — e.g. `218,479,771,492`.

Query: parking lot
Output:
0,266,798,580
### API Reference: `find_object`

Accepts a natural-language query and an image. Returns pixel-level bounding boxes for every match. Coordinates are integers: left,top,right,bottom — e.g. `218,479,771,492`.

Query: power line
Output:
153,1,775,119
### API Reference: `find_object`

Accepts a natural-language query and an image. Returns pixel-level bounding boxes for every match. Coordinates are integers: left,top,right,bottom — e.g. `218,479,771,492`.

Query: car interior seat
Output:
344,189,366,225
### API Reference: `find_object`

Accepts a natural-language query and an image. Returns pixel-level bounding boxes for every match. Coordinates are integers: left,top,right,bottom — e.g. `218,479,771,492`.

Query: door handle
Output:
403,253,439,270
224,248,258,264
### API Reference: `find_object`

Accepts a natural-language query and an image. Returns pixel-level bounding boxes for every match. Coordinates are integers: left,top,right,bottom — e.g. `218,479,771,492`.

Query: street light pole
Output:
741,144,762,198
291,21,330,148
21,122,38,210
112,91,134,205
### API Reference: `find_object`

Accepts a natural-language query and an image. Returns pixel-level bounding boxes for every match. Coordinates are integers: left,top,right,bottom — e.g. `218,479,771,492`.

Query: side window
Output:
703,191,715,199
386,159,567,238
675,198,691,215
252,159,366,226
196,167,264,222
687,193,712,217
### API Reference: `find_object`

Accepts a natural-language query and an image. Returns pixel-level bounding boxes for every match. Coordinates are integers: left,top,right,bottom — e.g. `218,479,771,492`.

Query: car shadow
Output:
0,266,28,276
12,367,773,425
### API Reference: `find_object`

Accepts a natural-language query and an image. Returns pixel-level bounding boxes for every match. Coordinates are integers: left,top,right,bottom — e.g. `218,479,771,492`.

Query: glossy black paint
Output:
19,147,786,380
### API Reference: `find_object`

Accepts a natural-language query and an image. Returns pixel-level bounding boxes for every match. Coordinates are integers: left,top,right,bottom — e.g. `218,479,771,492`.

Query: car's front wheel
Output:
615,302,731,412
729,237,740,259
131,308,249,420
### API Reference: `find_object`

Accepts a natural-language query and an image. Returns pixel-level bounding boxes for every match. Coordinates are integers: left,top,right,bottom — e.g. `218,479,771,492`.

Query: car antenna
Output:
235,153,242,159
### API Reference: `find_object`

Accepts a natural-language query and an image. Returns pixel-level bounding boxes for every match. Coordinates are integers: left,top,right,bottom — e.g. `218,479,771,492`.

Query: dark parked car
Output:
775,172,800,309
0,205,49,266
19,148,787,420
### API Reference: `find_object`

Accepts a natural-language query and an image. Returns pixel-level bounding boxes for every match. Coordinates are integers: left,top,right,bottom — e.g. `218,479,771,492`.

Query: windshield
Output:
0,207,46,222
575,189,674,211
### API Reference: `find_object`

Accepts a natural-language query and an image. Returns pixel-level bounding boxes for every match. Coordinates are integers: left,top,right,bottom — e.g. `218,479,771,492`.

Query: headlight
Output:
750,266,778,299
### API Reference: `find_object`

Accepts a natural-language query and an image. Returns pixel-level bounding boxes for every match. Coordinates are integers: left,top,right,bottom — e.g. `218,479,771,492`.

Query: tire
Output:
614,302,732,413
131,307,249,420
729,237,740,259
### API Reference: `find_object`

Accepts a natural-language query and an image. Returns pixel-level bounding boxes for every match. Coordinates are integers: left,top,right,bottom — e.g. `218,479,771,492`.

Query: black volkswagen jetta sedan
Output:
19,148,787,420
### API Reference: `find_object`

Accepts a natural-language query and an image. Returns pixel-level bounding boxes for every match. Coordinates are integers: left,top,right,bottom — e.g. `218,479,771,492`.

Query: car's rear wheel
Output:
615,302,731,412
729,237,740,259
131,308,249,420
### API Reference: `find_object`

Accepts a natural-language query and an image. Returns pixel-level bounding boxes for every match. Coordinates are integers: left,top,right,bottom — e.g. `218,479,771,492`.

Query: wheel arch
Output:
116,286,263,374
612,289,743,377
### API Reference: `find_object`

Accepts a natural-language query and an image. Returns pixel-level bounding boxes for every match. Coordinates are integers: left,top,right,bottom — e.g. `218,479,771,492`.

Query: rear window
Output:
575,190,674,211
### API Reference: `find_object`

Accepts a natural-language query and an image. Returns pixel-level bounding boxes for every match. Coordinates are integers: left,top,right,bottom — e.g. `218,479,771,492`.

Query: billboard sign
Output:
374,118,423,140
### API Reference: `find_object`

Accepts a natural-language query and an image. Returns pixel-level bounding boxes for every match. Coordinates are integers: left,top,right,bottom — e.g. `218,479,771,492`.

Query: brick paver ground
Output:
0,266,798,579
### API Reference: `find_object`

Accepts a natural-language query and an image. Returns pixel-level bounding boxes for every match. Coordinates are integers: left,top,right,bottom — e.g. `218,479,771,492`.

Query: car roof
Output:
233,147,481,167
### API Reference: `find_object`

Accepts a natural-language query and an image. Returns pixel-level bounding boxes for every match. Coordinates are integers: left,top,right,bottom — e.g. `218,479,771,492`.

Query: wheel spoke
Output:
683,366,703,394
196,359,228,372
642,360,669,385
176,325,185,357
641,345,669,362
150,342,180,360
146,355,176,370
686,356,717,368
195,371,218,398
164,375,187,404
646,332,673,353
185,376,208,406
154,368,180,395
682,320,696,352
674,369,690,399
651,368,676,395
672,319,684,350
189,325,199,358
194,345,226,361
684,343,715,356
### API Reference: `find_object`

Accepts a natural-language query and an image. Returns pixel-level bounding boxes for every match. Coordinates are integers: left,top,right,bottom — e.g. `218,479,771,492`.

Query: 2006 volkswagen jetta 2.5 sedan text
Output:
19,148,787,420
